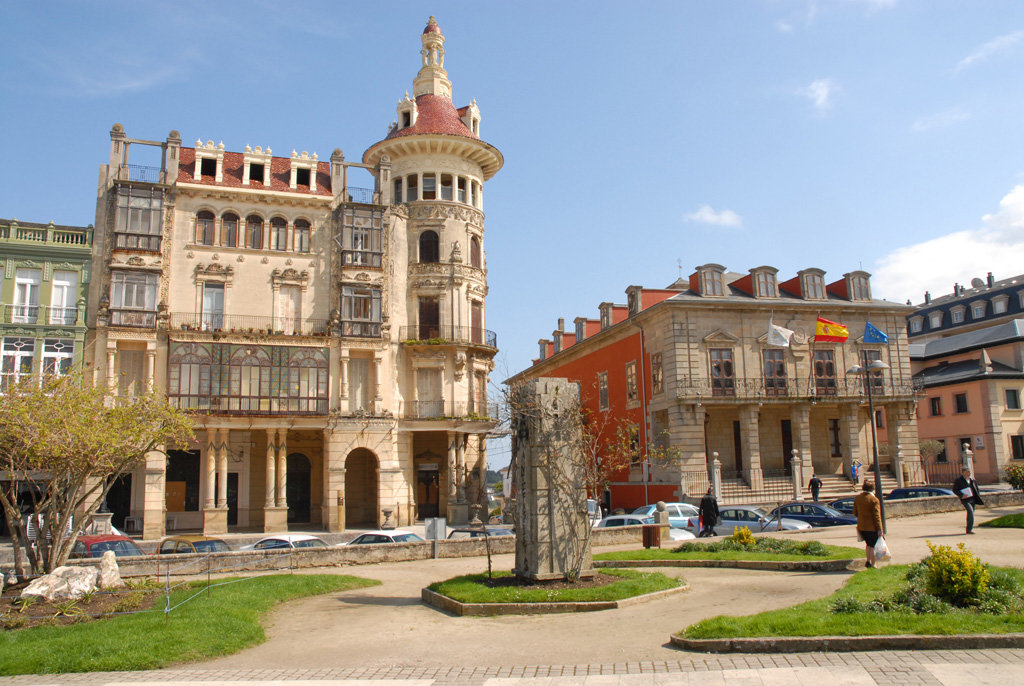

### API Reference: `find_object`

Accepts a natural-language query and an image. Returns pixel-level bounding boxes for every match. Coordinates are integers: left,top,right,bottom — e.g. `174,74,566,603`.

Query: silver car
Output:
683,504,812,536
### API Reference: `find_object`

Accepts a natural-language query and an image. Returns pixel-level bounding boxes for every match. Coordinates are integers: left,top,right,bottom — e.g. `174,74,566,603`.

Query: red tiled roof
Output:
177,148,332,196
386,94,477,141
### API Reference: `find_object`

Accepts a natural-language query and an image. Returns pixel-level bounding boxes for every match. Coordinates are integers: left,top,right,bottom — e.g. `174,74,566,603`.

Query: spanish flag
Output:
814,317,849,342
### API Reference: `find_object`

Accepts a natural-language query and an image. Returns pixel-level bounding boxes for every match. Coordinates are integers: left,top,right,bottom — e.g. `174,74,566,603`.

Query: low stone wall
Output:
65,525,646,577
884,490,1024,518
422,583,689,617
671,632,1024,653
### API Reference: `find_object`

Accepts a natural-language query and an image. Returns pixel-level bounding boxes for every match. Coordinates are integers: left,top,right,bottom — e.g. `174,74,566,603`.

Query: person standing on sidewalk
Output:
953,468,984,534
852,479,883,568
808,473,822,502
698,487,719,538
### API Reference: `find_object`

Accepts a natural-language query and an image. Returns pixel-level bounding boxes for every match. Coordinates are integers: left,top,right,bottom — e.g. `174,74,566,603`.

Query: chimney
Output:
953,283,959,296
924,291,931,304
987,272,995,288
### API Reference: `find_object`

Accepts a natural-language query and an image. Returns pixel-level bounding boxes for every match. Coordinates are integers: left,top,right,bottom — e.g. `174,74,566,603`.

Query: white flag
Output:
767,319,794,347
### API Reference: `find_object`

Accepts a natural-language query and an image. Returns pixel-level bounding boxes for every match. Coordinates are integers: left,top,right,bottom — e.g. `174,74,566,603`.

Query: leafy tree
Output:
919,439,946,463
0,373,194,576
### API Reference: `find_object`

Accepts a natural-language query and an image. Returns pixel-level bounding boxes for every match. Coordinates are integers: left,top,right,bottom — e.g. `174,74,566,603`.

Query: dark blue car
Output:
885,487,955,500
768,502,857,527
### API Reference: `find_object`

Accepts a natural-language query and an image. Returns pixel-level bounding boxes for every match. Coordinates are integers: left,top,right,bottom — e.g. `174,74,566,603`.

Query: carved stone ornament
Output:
194,262,235,285
237,255,245,262
449,241,462,264
261,257,269,264
127,256,145,266
271,267,310,291
355,273,371,282
186,252,194,259
454,352,466,381
407,203,484,225
211,254,220,261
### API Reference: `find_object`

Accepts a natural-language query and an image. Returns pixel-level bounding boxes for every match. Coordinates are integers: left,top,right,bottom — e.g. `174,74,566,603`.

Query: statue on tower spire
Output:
414,15,452,99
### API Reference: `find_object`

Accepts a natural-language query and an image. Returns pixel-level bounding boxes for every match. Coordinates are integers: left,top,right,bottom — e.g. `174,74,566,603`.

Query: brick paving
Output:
1,650,1023,684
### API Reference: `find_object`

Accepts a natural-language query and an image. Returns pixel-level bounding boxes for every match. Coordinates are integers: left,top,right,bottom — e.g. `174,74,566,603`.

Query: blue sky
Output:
3,1,1024,467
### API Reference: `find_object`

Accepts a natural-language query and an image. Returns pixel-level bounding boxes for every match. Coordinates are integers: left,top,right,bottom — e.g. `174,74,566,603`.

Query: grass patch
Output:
428,568,680,604
596,538,862,562
980,513,1024,529
0,574,378,675
681,564,1024,639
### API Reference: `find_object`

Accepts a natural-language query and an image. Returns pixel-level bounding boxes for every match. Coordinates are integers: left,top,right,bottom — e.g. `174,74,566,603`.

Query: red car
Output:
69,534,145,558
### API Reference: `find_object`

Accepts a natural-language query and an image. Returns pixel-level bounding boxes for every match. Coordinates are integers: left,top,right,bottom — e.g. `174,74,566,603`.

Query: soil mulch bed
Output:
476,572,621,591
0,580,161,630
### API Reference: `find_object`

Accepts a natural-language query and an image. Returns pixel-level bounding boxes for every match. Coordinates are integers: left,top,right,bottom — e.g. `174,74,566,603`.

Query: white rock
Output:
98,551,124,588
21,565,99,601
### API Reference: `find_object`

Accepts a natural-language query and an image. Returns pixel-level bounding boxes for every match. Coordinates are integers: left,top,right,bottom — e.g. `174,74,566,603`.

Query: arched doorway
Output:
286,453,311,524
345,448,378,527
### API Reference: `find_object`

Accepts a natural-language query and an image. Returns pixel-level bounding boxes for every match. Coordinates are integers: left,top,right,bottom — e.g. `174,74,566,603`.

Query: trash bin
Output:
641,523,661,549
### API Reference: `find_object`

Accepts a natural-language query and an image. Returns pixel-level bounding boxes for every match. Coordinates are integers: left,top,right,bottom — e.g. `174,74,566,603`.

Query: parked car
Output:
828,497,856,515
345,530,425,545
594,514,695,541
885,487,956,500
447,526,514,540
766,502,857,527
240,534,329,550
157,535,231,554
631,502,700,528
684,504,812,536
69,534,145,559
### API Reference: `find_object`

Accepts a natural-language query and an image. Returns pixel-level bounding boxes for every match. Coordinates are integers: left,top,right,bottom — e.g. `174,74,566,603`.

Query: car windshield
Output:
391,533,424,543
751,507,768,518
292,538,326,548
631,506,651,515
91,540,142,557
816,505,844,516
193,540,231,553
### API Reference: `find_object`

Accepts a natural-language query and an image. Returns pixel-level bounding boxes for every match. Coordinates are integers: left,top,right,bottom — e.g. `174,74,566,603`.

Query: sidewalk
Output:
2,507,1023,684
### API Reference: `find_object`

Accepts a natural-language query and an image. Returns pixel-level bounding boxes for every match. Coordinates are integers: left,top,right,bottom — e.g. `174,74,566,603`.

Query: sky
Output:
3,1,1024,469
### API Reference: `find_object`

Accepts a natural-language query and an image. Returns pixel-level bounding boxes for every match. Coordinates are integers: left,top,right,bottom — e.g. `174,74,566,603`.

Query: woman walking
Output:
852,479,883,568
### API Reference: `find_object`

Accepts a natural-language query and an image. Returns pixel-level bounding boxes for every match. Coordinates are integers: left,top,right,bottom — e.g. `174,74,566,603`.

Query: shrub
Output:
728,526,756,547
1005,463,1024,491
924,541,990,606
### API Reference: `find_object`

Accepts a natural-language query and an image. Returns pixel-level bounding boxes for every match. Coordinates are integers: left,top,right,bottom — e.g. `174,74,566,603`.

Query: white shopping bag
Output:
873,535,892,562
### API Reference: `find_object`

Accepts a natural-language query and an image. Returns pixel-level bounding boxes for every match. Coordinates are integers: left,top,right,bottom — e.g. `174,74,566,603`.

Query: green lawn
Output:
681,565,1024,639
980,513,1024,528
428,568,680,604
0,574,379,675
596,544,862,562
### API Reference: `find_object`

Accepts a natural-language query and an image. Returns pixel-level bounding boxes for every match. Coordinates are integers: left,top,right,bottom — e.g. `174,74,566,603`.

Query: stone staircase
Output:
719,470,900,506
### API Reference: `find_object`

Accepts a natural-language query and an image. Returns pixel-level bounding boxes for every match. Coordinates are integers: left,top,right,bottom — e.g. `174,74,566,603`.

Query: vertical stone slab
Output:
511,378,593,582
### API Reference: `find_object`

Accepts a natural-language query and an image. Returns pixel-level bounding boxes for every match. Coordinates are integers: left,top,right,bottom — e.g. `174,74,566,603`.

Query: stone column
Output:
446,431,457,503
791,453,803,500
478,434,488,509
791,404,813,474
106,347,117,392
841,404,863,481
674,404,707,499
711,455,722,501
202,428,227,535
889,403,923,485
204,430,216,509
145,348,156,391
276,428,288,508
141,448,167,541
216,428,228,508
739,404,764,490
265,429,276,508
373,354,383,402
340,353,349,402
264,427,288,532
456,434,466,503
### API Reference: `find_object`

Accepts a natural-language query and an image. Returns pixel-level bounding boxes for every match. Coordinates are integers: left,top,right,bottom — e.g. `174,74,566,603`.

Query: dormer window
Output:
848,272,871,301
200,158,216,178
402,111,411,128
295,168,311,187
193,140,224,182
752,268,778,298
698,265,725,296
538,340,548,361
972,302,986,319
289,151,318,191
599,303,613,330
626,286,642,315
929,311,943,328
242,145,272,186
249,163,265,183
553,332,562,354
575,318,585,342
993,295,1009,314
803,273,825,300
950,306,965,324
909,317,923,333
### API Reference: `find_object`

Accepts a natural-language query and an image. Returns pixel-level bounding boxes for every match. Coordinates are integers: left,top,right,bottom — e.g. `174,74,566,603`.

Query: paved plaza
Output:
3,507,1023,684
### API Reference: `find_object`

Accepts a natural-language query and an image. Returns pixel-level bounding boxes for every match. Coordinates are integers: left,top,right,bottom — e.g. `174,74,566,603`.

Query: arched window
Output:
245,215,263,250
294,219,311,253
221,213,239,247
271,217,288,251
470,236,482,269
419,230,439,263
195,211,214,245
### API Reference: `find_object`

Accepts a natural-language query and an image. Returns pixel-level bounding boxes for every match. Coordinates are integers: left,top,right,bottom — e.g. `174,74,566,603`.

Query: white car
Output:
684,504,812,536
240,534,330,550
631,502,699,528
594,514,695,541
344,529,425,545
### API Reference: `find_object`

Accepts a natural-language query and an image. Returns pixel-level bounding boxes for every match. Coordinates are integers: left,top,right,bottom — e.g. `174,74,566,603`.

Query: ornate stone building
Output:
509,266,923,510
85,17,501,539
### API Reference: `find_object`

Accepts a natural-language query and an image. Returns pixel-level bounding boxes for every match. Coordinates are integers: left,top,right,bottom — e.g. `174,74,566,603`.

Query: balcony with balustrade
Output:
0,220,93,253
399,325,497,350
169,312,330,337
2,304,84,327
401,400,500,421
676,376,922,403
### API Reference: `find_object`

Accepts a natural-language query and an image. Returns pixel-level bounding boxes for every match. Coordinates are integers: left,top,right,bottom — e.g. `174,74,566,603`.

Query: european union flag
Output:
864,322,889,344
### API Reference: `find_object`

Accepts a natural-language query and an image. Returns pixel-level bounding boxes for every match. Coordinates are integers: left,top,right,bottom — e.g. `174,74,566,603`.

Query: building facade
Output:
0,218,91,390
907,273,1024,484
509,266,923,510
85,17,501,539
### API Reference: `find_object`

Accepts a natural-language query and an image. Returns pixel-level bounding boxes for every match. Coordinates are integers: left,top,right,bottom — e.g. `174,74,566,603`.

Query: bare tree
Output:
0,373,194,576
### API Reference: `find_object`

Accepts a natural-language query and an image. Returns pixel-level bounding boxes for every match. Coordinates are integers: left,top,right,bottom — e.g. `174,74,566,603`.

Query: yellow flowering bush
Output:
924,541,990,606
728,526,756,547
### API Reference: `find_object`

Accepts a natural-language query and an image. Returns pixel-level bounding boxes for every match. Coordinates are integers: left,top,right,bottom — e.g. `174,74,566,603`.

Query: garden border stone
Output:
670,632,1024,653
595,558,862,572
422,583,689,616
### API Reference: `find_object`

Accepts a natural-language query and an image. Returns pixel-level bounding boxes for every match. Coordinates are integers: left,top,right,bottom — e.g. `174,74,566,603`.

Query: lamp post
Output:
847,354,890,534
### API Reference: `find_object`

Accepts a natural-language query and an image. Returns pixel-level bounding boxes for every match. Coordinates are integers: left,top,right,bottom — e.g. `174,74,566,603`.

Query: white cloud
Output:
955,30,1024,73
873,185,1024,303
911,107,971,133
684,205,743,228
776,20,794,33
798,78,838,112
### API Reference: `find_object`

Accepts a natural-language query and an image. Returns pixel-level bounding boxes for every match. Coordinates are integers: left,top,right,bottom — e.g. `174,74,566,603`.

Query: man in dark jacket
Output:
953,468,984,534
808,473,822,502
698,487,719,537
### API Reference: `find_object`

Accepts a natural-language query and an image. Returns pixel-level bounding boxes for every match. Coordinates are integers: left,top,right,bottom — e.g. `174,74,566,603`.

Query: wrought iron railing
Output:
45,306,80,326
922,460,961,487
2,304,39,324
344,187,376,204
678,376,921,401
401,400,499,420
399,325,497,348
169,312,329,336
168,395,328,415
109,308,158,328
121,164,162,183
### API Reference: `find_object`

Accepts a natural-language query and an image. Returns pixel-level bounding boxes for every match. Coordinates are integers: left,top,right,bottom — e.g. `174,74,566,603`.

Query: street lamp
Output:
847,355,890,534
